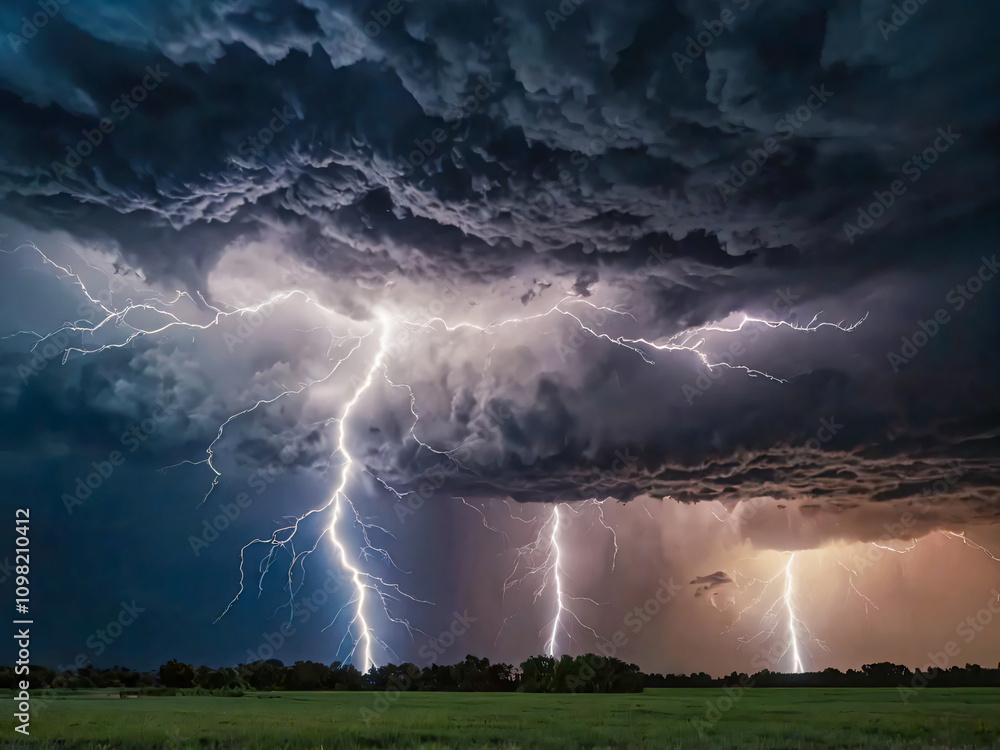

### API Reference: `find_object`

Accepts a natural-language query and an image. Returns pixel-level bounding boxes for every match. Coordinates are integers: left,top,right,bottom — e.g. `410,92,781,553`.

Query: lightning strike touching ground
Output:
546,505,566,657
325,316,393,672
731,552,825,673
783,553,805,673
499,502,605,655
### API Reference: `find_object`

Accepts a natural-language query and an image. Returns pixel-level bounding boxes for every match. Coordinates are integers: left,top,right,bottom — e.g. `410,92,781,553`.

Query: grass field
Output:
1,688,998,749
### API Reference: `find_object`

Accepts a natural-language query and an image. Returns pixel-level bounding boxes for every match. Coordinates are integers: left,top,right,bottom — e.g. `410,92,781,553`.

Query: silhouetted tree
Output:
159,660,194,688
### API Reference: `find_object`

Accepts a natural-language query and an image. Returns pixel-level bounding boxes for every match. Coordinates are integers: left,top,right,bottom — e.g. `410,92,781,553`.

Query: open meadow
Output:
2,687,998,749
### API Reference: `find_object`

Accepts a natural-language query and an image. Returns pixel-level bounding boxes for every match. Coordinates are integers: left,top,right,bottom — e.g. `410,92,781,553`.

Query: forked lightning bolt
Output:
730,552,825,673
326,317,391,671
500,503,606,656
940,530,1000,562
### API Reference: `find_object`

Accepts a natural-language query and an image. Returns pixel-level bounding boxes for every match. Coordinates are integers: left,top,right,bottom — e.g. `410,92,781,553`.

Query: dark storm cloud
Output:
690,571,733,597
1,0,999,544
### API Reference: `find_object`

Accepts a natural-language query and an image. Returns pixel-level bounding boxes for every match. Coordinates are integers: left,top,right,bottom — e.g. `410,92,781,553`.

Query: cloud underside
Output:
0,0,998,546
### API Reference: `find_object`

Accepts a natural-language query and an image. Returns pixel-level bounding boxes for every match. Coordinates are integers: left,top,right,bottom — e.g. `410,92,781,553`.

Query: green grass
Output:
1,688,998,749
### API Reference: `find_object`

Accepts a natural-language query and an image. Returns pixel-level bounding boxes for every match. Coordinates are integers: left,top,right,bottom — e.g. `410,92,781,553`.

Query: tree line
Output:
0,653,643,694
645,662,1000,689
3,658,998,694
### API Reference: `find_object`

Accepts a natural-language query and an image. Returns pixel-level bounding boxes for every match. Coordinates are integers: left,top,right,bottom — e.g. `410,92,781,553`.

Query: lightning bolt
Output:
326,315,392,672
940,530,1000,562
546,505,566,657
499,502,607,656
160,329,366,507
418,296,866,383
838,560,879,617
731,552,825,673
585,498,619,572
782,553,805,673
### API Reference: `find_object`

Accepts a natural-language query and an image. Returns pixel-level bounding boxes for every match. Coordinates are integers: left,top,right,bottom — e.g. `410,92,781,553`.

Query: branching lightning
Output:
940,530,1000,562
838,560,880,617
325,316,391,672
730,552,827,673
499,502,608,656
418,297,867,382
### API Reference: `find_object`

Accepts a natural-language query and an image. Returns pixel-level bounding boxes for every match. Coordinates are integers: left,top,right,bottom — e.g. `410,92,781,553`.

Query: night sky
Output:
1,0,998,677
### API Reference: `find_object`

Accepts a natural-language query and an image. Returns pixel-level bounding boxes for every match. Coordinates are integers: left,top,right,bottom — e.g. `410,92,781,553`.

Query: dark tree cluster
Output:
0,664,153,690
644,662,1000,689
519,655,644,693
0,653,641,694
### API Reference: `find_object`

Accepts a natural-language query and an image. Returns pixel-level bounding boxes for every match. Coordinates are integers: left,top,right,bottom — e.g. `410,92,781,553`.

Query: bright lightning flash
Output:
782,553,805,673
326,317,392,672
546,505,565,657
730,551,825,673
500,503,606,656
